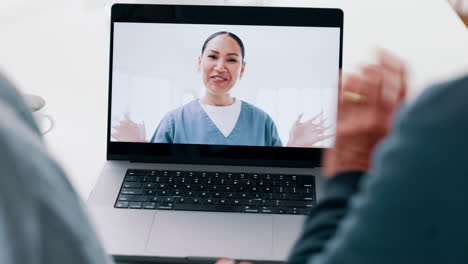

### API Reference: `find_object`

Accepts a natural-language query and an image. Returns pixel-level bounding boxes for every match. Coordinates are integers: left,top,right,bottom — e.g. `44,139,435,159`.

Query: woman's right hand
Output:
111,112,147,142
287,112,334,148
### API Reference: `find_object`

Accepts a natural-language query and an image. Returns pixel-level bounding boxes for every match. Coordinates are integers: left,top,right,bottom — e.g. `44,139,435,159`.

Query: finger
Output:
321,123,335,132
340,73,366,121
124,111,131,121
341,73,367,102
377,49,407,107
360,64,383,106
295,113,304,124
396,58,408,103
111,132,121,140
306,111,323,124
313,118,326,127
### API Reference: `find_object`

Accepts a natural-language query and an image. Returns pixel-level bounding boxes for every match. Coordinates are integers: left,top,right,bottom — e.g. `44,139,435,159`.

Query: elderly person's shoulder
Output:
405,74,468,127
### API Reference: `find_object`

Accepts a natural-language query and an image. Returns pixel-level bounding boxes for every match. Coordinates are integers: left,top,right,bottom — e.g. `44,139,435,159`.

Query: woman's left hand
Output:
111,112,147,142
287,112,335,147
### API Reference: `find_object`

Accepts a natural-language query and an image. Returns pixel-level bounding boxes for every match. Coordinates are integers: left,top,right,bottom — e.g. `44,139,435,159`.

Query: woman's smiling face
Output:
199,34,245,96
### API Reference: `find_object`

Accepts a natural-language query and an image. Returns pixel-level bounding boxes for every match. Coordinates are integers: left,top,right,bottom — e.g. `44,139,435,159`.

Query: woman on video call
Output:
113,31,333,147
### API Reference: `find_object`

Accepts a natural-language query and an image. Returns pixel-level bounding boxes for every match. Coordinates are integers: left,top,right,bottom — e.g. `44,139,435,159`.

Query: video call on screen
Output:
111,22,340,149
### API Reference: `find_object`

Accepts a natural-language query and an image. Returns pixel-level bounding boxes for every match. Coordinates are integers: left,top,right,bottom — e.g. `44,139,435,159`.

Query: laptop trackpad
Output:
146,211,273,260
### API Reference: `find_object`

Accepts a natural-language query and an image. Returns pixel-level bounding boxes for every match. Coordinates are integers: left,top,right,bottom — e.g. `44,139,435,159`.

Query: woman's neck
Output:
200,93,235,106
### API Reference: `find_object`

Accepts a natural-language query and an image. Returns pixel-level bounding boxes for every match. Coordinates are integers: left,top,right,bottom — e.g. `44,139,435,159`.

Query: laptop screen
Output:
108,4,343,167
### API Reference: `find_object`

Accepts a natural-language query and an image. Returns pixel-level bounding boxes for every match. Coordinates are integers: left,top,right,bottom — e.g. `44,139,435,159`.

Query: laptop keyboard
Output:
114,169,316,215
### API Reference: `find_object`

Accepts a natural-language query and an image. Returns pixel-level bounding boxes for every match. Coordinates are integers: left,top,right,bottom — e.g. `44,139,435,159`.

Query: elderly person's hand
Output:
287,112,334,147
323,50,407,177
111,112,147,142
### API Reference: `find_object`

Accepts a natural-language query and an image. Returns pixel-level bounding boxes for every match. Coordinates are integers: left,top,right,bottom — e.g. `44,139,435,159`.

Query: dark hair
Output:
201,31,245,61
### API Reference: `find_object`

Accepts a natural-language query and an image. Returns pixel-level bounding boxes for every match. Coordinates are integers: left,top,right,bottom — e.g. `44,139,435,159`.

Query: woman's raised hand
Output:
287,111,335,148
111,112,147,142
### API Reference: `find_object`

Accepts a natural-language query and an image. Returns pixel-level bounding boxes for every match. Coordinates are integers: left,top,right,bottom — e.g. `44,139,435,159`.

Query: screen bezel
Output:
107,4,343,168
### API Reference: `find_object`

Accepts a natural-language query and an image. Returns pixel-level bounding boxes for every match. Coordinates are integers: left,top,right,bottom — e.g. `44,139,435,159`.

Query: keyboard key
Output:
170,190,184,196
156,190,168,196
185,198,200,204
273,193,288,200
278,200,314,208
127,170,144,175
147,170,158,176
145,190,157,196
149,196,161,202
260,207,276,214
262,200,277,207
142,183,155,189
118,195,147,202
143,202,157,209
123,182,142,188
252,193,262,199
162,196,175,203
175,178,187,184
247,199,263,206
200,198,215,205
176,197,188,203
155,177,169,183
129,202,143,209
219,199,231,205
124,176,139,182
115,201,129,208
277,208,288,214
239,193,250,199
157,203,174,210
121,188,143,195
243,206,259,213
174,171,185,177
213,192,223,198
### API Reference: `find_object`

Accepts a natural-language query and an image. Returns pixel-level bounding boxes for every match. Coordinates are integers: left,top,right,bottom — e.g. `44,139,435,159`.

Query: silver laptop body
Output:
88,4,343,263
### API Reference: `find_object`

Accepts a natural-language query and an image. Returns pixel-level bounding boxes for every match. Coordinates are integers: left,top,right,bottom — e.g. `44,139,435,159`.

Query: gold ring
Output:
343,91,367,104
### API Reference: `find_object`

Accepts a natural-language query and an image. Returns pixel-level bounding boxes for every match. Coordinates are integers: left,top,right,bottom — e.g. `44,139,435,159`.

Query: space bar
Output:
173,204,242,212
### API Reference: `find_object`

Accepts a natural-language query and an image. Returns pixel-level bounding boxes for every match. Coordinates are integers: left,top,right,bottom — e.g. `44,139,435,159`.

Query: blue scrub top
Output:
150,100,282,147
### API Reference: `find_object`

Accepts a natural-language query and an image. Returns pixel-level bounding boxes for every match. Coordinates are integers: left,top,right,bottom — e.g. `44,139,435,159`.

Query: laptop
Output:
88,3,343,264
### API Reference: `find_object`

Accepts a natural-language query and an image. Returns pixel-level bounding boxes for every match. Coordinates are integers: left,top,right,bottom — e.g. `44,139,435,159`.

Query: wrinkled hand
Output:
323,50,407,177
287,112,334,147
111,112,147,142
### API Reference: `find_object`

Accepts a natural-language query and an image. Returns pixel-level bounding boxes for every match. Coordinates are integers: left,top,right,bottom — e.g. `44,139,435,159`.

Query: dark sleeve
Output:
286,171,364,264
